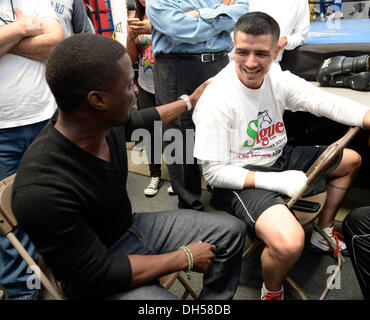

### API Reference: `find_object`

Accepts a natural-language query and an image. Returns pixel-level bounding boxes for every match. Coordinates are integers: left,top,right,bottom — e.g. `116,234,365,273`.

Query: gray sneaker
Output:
144,177,163,197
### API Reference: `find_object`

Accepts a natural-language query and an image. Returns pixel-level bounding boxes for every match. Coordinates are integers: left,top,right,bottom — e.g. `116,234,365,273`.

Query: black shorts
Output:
210,145,343,237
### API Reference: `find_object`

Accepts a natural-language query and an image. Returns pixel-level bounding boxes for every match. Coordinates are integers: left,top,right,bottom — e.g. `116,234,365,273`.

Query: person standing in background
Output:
126,0,164,197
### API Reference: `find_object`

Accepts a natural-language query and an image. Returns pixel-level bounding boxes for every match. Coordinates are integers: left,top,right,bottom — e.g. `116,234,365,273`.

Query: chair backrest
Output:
0,174,17,236
0,174,64,300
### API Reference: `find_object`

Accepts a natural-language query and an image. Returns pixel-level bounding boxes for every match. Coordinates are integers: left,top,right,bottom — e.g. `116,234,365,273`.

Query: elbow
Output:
44,34,65,60
40,47,55,61
202,169,221,188
203,171,214,187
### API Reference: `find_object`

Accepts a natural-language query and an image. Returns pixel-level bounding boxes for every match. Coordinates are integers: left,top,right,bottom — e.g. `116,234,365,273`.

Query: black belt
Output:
156,52,228,63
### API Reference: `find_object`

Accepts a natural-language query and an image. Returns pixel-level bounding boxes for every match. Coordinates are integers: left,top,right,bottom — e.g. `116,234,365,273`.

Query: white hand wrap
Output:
254,170,308,198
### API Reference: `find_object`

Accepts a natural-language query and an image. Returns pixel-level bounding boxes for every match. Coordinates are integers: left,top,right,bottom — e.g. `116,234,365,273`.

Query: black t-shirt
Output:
12,108,160,299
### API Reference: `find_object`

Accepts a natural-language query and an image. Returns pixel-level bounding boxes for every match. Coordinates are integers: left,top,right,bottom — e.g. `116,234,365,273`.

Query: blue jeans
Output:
0,120,48,300
105,209,246,300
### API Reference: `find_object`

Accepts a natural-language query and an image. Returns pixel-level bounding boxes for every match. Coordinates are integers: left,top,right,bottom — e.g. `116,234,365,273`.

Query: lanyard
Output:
0,0,15,24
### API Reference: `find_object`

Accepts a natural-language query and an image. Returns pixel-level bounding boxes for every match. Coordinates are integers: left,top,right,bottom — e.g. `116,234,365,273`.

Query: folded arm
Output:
9,15,65,61
0,8,43,57
146,0,249,44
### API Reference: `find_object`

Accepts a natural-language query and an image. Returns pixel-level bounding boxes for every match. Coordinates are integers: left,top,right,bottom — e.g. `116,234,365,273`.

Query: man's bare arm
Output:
0,9,43,57
156,78,212,125
9,15,65,61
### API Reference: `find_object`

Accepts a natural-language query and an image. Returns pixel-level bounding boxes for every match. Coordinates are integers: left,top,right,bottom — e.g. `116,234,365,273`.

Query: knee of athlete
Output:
353,151,362,171
345,148,362,173
272,229,305,261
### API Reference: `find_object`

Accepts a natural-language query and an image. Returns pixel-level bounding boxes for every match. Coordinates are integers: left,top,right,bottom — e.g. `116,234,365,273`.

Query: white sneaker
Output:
260,283,284,300
167,185,176,195
144,177,163,197
308,226,348,257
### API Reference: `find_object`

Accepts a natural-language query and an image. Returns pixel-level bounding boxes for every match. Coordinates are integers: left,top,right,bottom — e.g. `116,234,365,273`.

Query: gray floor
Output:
127,171,367,300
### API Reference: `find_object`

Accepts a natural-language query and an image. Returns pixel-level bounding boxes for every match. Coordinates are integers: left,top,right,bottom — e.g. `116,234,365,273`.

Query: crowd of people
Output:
1,0,369,301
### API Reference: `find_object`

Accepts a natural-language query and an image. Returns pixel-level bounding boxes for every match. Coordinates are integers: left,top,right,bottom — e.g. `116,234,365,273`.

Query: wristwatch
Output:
179,94,192,111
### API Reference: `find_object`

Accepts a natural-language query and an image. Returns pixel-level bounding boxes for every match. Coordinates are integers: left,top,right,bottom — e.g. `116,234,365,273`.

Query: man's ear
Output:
274,44,281,61
87,91,109,111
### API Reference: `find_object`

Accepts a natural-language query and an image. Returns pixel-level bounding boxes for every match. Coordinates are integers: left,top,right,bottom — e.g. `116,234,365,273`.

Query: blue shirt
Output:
146,0,249,55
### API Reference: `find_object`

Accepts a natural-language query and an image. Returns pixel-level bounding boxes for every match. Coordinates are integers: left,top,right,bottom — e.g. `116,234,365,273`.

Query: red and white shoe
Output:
261,283,284,300
308,226,348,257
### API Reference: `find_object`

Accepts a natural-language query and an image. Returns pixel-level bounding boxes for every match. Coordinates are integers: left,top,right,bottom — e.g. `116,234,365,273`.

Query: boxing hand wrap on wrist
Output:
254,170,307,198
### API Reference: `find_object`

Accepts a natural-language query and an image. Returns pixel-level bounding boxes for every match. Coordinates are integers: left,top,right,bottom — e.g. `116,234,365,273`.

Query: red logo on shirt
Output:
243,110,285,147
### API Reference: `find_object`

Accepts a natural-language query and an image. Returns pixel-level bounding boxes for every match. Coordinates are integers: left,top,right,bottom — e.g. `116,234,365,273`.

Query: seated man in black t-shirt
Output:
11,34,246,300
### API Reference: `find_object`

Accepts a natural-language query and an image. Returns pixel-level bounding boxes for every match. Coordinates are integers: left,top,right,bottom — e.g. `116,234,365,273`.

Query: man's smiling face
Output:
233,31,280,89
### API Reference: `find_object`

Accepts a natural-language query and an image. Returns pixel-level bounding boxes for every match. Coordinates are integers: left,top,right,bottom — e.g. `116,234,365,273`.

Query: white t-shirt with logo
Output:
0,0,59,129
193,61,369,190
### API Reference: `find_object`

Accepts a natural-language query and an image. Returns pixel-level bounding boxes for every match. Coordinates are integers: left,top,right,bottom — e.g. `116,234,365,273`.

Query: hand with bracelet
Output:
180,241,216,277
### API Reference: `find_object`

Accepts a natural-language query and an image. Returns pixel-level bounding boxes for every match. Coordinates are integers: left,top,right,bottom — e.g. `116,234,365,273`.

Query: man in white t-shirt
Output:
0,0,64,299
193,12,370,300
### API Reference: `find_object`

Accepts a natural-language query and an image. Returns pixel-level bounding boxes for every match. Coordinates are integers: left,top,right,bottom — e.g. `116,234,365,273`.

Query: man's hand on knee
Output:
185,241,216,273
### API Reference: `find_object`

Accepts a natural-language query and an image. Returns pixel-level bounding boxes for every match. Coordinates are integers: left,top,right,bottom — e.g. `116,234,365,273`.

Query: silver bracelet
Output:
179,94,192,111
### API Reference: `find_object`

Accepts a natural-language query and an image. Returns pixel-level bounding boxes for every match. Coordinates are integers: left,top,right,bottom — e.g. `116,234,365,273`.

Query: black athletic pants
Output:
342,206,370,300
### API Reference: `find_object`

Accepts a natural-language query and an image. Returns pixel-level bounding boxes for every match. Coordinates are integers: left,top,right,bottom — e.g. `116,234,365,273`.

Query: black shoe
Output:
178,200,204,211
